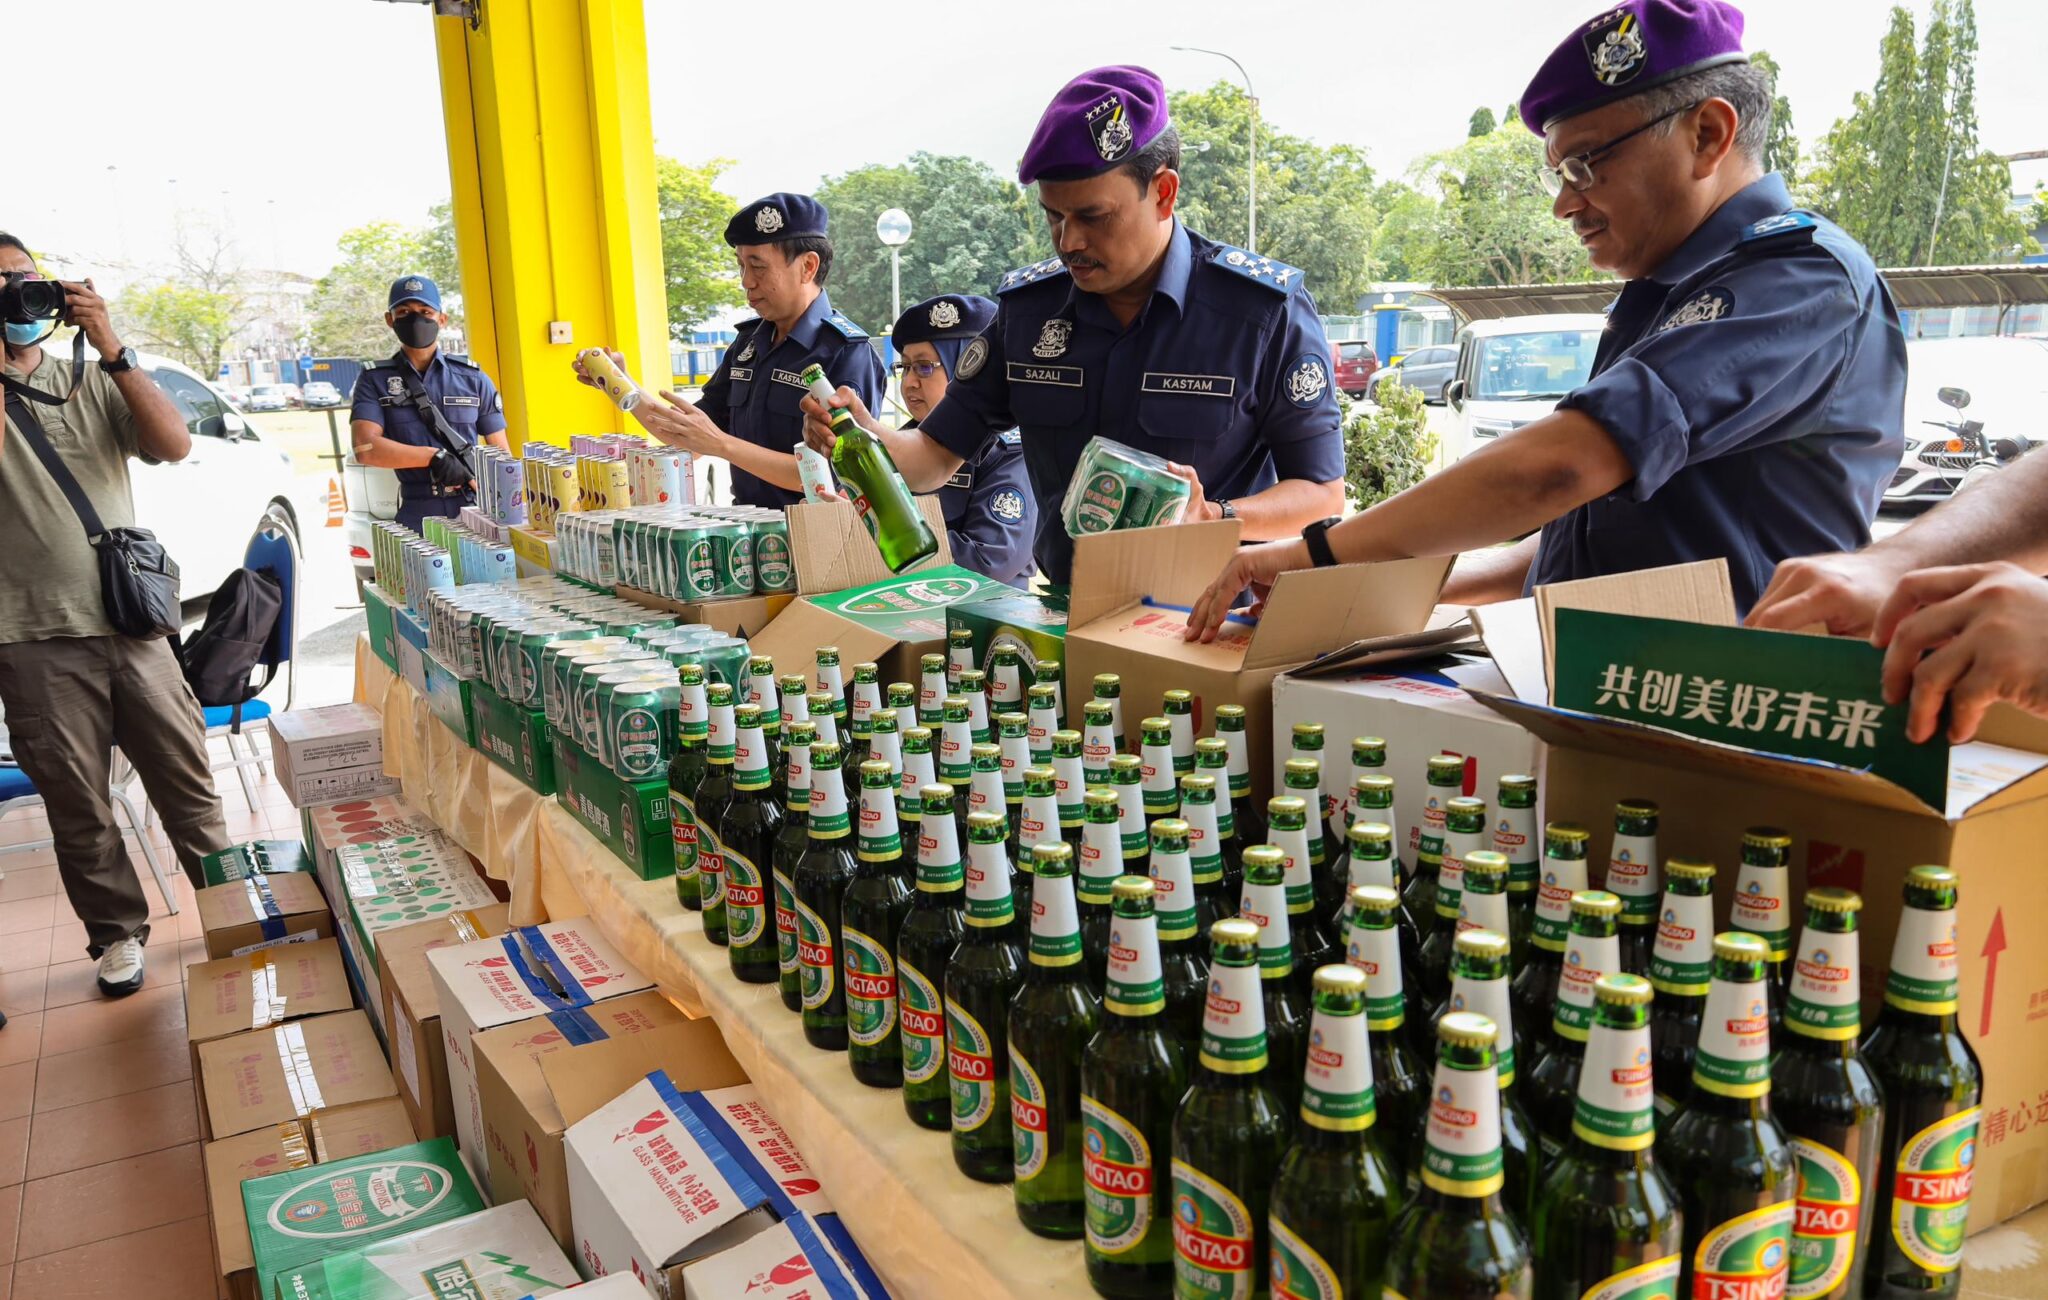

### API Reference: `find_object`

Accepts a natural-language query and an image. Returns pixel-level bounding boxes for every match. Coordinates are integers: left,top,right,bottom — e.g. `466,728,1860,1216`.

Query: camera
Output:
0,272,66,325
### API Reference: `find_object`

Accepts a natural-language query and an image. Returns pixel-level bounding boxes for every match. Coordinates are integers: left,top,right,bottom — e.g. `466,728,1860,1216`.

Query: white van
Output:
1443,313,1606,460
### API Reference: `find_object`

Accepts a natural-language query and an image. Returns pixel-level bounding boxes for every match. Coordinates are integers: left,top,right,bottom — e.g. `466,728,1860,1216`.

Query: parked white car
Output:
1442,313,1606,460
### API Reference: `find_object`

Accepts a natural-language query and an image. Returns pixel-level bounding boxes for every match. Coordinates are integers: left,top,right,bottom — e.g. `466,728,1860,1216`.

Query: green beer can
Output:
752,516,795,594
1060,436,1192,537
609,679,679,780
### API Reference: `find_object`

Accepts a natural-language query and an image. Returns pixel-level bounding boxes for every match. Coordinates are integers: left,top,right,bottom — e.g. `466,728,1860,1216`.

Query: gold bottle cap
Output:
1570,889,1623,919
1446,795,1487,816
1093,672,1121,689
1292,722,1325,740
1052,728,1081,745
1241,845,1286,871
1312,964,1369,997
919,784,954,802
1713,931,1771,962
1438,1011,1498,1050
965,811,1008,832
1594,972,1654,1006
1546,822,1592,844
859,759,892,779
1151,819,1190,840
1353,774,1394,796
1616,798,1660,818
997,711,1028,727
1267,795,1308,817
1180,774,1217,794
1806,887,1863,914
1110,754,1143,774
1210,917,1259,947
1743,826,1793,850
1427,754,1465,777
1499,773,1536,791
1349,884,1400,912
1461,850,1508,878
1348,821,1393,846
1665,857,1716,881
1906,865,1957,890
971,743,1001,760
1164,689,1193,706
1452,929,1510,962
1084,787,1120,809
1032,842,1073,868
1111,875,1154,903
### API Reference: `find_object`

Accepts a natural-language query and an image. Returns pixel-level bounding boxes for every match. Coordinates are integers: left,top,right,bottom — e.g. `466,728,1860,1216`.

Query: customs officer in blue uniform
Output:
801,67,1346,584
890,294,1036,587
603,193,884,509
349,275,509,533
1187,0,1906,638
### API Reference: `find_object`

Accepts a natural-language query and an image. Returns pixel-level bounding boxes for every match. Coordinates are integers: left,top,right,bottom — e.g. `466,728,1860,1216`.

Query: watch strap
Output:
1302,516,1342,568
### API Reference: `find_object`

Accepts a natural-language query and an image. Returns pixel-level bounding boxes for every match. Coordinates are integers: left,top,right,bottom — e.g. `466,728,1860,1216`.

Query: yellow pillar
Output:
432,0,669,450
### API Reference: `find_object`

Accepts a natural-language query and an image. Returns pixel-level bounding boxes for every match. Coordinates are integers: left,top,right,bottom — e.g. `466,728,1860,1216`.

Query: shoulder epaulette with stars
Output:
996,257,1070,295
1209,245,1303,293
823,311,868,341
444,354,481,369
1739,211,1817,244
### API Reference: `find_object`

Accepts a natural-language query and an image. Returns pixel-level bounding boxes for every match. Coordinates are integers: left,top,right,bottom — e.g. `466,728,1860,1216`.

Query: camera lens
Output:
16,279,63,320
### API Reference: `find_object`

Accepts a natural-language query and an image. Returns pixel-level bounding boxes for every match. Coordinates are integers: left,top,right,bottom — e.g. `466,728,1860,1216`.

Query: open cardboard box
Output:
1464,559,2048,1233
376,904,512,1141
1061,520,1450,805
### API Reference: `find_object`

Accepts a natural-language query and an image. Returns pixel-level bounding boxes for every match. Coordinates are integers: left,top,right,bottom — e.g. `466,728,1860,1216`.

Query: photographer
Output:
0,231,229,999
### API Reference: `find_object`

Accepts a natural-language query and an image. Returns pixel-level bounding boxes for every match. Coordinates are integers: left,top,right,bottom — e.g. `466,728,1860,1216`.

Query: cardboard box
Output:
242,1137,484,1300
378,904,513,1141
785,496,953,592
475,990,694,1250
1271,663,1545,871
363,581,400,671
196,871,335,961
274,1201,581,1300
616,586,795,640
1061,521,1448,805
427,920,656,1190
751,565,1014,690
204,1098,417,1300
552,729,673,879
421,646,476,745
268,703,399,808
187,938,356,1080
200,838,315,888
196,1009,398,1141
679,1214,865,1300
395,604,431,697
300,796,440,906
510,524,557,578
551,1278,651,1300
1465,562,2048,1233
946,588,1068,682
470,680,558,794
336,833,499,1030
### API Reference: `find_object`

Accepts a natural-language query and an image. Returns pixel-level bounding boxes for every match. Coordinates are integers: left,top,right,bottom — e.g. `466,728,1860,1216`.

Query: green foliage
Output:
1392,123,1603,287
1748,51,1801,182
1804,0,2032,265
1468,107,1496,138
813,154,1045,333
110,221,251,378
1343,378,1437,510
306,221,427,359
419,201,463,312
657,157,746,337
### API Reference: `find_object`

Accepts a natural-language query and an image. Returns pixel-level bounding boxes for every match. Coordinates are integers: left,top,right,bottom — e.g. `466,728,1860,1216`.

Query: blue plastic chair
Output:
0,754,180,915
206,517,298,808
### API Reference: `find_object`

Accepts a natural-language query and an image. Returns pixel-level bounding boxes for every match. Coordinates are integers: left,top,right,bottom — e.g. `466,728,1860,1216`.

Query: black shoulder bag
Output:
2,356,182,640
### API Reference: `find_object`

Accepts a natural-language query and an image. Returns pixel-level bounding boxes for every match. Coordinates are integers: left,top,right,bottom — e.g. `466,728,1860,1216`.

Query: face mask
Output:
4,320,52,347
392,313,440,349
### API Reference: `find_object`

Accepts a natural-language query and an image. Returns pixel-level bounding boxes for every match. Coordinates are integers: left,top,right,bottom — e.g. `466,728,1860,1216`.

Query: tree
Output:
1365,182,1441,283
1748,51,1800,182
1468,107,1497,138
656,156,746,337
112,220,253,378
1402,122,1602,286
1342,378,1437,509
306,221,428,359
1805,0,2031,265
419,200,463,321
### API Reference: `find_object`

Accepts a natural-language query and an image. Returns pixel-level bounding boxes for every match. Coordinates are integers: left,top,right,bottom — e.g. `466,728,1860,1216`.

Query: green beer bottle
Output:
1495,773,1539,970
1286,723,1341,853
810,687,858,805
867,704,902,787
813,646,849,736
844,760,912,1088
1346,884,1430,1181
1341,737,1386,885
1084,875,1188,1297
1000,712,1033,834
1162,688,1196,777
960,667,994,747
1141,717,1179,820
803,362,938,572
939,694,975,822
1861,866,1981,1298
1526,890,1624,1165
1148,816,1210,1055
1094,672,1126,754
1155,817,1224,940
1029,683,1062,767
1531,972,1681,1300
1182,775,1231,929
1212,705,1263,847
667,661,710,909
899,784,966,1130
1607,799,1662,978
792,739,857,1051
948,625,974,688
1442,928,1541,1225
1085,699,1119,790
1038,656,1066,716
1511,822,1591,1059
950,810,1027,1183
1284,756,1346,930
1079,786,1124,997
1053,728,1089,848
886,680,918,732
899,724,937,824
1020,764,1065,869
1384,1011,1535,1299
1268,963,1404,1300
1237,844,1310,1121
718,704,783,985
695,683,739,946
970,743,1010,868
1011,843,1102,1239
1730,827,1794,1047
1195,740,1245,896
745,656,784,802
1418,795,1488,1009
1266,795,1341,995
1659,933,1796,1299
1648,857,1717,1127
1773,888,1883,1300
1449,851,1513,1009
1109,754,1151,877
1172,918,1288,1300
989,643,1027,713
778,671,811,733
1402,753,1467,921
1349,803,1427,985
918,653,947,726
772,721,815,1013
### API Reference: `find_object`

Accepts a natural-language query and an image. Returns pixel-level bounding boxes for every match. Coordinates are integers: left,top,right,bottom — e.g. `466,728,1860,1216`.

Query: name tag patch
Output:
441,395,481,407
730,367,754,383
771,368,809,389
1141,372,1235,398
1007,362,1084,387
944,470,974,491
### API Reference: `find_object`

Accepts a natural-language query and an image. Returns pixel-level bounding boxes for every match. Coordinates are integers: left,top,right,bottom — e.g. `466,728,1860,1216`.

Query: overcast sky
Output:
21,0,2048,287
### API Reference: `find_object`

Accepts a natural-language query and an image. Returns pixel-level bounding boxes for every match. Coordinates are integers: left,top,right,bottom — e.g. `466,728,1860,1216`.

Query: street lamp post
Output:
876,207,913,325
1172,45,1257,251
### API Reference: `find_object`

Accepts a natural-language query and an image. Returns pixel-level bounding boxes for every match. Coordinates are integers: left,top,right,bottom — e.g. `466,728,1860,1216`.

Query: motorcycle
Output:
1923,385,2029,495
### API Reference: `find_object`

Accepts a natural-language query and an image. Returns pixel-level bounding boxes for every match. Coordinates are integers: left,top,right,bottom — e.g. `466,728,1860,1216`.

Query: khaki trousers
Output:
0,635,229,956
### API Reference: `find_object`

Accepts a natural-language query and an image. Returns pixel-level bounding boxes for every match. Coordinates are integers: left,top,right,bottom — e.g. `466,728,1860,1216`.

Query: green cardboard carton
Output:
275,1201,579,1300
946,587,1069,680
551,730,672,880
471,680,557,794
200,838,315,888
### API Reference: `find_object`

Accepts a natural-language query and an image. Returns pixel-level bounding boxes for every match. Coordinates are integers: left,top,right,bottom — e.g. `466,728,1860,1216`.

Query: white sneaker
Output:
97,936,146,997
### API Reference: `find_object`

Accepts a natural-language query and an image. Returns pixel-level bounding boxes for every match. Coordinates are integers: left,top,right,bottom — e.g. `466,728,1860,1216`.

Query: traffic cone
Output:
325,476,346,527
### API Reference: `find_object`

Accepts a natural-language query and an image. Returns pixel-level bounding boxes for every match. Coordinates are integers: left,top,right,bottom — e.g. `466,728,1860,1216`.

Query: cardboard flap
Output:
541,1019,747,1130
1468,598,1549,705
1067,520,1242,629
751,600,902,678
788,497,952,595
1244,554,1449,672
1534,558,1736,694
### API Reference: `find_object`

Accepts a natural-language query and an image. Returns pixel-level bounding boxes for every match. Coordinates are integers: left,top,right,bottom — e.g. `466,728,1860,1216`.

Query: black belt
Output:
400,483,473,501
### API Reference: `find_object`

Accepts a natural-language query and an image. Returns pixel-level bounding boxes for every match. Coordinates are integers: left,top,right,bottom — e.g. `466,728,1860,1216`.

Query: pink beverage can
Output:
578,349,643,412
640,448,686,506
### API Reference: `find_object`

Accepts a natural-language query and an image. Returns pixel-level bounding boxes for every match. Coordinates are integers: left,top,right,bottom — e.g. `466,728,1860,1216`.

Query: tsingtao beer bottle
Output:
1084,699,1119,790
1237,845,1310,1120
1141,717,1179,821
1094,672,1126,754
1019,765,1065,877
1029,683,1062,767
1109,754,1151,878
1346,884,1430,1181
1772,887,1883,1300
694,682,739,946
1083,875,1188,1297
885,680,918,733
1000,713,1033,837
843,760,912,1088
771,721,815,1013
1182,775,1231,939
1450,851,1513,1005
1266,795,1342,993
1403,753,1466,920
947,626,974,690
1283,753,1344,928
1730,826,1795,1047
899,724,937,825
918,653,947,726
1053,728,1088,850
1148,817,1211,1054
1418,795,1489,1008
803,362,938,572
1348,812,1426,986
1079,786,1124,997
1212,705,1262,847
1524,889,1624,1167
1861,866,1981,1298
792,740,857,1051
847,661,882,774
1511,822,1591,1060
1195,739,1245,896
1441,928,1541,1226
1495,774,1540,969
1607,799,1662,978
1162,688,1196,777
1010,843,1101,1240
1648,857,1716,1128
989,644,1026,714
1530,972,1681,1300
718,704,783,985
1268,964,1404,1300
667,660,710,909
898,784,966,1131
1384,1011,1535,1300
949,811,1028,1182
1659,932,1796,1300
1171,918,1287,1300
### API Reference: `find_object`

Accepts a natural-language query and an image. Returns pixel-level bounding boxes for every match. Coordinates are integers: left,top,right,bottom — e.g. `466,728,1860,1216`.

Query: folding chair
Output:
0,752,180,915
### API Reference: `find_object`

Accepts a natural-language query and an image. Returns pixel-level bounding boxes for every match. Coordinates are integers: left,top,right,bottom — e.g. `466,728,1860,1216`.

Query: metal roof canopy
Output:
1417,265,2048,324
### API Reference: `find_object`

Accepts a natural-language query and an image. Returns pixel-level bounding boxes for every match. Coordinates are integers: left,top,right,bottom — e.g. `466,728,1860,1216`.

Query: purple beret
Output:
1018,66,1169,185
1520,0,1748,135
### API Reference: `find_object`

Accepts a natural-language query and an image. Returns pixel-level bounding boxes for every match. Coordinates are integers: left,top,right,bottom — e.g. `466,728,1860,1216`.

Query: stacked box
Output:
200,838,314,888
377,905,513,1140
551,728,672,878
195,871,334,960
196,1010,398,1142
471,679,557,794
300,796,440,907
274,1202,580,1300
420,646,476,744
334,833,498,1032
267,703,396,808
363,582,400,671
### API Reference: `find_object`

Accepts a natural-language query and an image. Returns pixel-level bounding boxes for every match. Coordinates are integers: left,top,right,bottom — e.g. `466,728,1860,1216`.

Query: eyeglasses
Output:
891,361,942,379
1539,101,1700,196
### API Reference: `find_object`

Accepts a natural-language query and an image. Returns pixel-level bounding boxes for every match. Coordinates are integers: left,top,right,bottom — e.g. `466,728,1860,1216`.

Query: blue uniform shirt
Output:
696,291,886,509
1529,173,1906,614
918,223,1346,582
350,349,507,497
934,426,1037,588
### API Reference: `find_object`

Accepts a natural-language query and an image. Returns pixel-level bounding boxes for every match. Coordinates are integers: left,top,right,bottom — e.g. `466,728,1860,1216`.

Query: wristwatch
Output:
1214,498,1236,520
1301,515,1343,568
100,346,139,375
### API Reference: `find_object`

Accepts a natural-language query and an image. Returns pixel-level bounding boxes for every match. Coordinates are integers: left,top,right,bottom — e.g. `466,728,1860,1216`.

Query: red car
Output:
1332,340,1379,396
